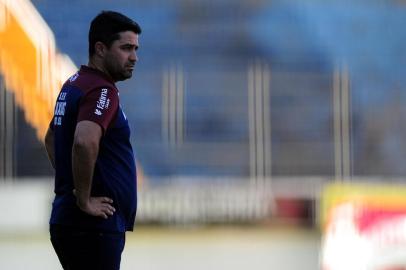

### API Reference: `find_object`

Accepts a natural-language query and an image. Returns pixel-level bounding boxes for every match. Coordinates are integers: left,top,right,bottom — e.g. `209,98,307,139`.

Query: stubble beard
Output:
105,61,132,82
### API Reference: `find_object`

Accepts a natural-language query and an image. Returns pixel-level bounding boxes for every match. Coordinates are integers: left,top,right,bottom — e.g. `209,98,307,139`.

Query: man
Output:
44,11,141,270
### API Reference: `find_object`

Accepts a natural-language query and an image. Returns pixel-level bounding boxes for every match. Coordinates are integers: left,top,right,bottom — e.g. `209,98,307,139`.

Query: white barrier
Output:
0,176,326,233
138,178,274,225
0,179,53,233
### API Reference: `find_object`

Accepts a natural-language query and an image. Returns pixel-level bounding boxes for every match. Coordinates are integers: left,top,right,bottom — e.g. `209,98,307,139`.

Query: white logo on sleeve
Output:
69,73,79,82
94,88,109,116
54,91,67,126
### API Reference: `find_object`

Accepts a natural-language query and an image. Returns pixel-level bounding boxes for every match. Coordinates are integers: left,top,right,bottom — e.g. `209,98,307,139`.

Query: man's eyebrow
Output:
120,43,139,50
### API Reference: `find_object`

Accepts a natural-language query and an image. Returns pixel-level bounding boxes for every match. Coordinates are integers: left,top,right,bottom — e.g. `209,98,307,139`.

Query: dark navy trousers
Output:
50,225,125,270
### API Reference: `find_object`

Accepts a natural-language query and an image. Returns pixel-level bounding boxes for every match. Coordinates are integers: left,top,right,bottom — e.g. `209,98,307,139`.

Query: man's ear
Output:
94,41,107,57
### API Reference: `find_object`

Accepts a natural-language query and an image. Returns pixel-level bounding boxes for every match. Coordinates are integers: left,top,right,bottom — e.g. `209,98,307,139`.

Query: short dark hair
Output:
88,11,141,57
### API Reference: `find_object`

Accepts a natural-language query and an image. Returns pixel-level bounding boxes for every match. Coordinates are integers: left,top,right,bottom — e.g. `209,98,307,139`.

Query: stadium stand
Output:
2,0,406,179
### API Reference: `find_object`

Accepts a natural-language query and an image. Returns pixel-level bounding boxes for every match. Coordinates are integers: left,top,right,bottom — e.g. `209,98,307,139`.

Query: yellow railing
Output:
0,0,76,140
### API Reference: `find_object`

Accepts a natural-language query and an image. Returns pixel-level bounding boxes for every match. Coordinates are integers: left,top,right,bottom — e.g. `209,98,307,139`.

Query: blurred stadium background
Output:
1,0,406,269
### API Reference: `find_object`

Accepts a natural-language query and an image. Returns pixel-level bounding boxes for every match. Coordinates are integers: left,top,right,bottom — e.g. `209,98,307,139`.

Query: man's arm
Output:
72,120,115,219
44,127,55,169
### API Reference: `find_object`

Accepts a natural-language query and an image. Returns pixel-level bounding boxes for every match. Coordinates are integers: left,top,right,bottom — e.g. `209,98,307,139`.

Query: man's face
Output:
103,31,139,82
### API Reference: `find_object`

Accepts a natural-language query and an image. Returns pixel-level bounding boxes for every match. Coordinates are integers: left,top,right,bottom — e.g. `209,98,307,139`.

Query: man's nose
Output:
130,51,138,62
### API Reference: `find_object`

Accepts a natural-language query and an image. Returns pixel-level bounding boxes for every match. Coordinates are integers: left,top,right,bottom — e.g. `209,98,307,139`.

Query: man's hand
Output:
76,195,116,219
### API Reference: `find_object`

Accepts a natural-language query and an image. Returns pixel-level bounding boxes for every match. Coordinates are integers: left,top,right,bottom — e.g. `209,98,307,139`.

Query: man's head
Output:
88,11,142,82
